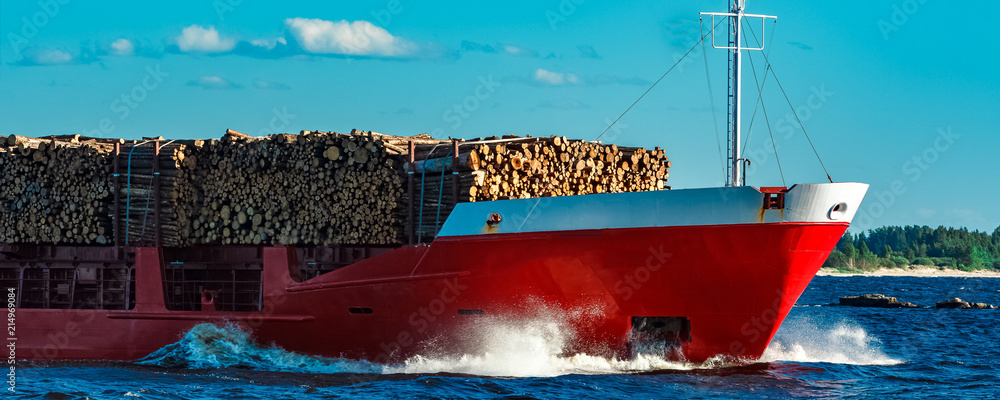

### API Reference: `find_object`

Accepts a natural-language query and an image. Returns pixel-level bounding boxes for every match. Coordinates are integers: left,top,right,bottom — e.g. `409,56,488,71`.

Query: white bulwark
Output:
437,183,869,237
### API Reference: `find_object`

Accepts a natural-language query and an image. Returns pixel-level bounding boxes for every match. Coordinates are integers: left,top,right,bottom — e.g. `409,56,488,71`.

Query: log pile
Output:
187,130,404,246
0,135,115,244
1,131,669,247
404,135,670,238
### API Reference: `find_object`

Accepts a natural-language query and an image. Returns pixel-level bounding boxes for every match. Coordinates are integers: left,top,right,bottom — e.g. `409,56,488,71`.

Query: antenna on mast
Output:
701,1,776,187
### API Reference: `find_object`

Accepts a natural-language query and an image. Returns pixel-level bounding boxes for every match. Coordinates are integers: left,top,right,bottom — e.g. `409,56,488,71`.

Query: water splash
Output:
760,319,903,365
137,313,733,378
136,323,384,374
385,311,729,377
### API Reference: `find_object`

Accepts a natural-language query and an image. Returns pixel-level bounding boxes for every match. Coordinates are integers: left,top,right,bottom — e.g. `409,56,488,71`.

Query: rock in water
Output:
935,298,998,309
839,293,920,308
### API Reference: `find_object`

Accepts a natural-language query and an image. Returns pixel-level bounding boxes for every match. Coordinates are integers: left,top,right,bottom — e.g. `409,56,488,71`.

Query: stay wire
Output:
757,46,834,183
741,25,784,186
742,19,777,156
520,19,727,232
701,17,727,184
595,17,726,142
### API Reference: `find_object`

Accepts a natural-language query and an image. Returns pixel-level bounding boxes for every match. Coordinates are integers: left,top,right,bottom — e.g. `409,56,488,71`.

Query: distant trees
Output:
823,225,1000,272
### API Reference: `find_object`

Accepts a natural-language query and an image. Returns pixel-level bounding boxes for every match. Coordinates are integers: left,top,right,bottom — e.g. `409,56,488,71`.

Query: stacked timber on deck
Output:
401,135,670,239
1,130,669,247
187,130,403,246
0,134,115,244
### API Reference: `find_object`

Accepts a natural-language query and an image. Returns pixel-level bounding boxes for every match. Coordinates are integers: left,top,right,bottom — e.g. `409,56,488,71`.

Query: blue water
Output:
11,276,1000,399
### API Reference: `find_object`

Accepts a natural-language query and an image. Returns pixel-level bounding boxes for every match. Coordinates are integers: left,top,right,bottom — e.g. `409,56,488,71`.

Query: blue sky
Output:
1,0,997,233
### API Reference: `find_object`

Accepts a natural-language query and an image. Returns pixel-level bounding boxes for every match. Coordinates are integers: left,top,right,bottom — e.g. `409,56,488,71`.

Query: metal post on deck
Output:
451,139,459,208
407,140,415,245
113,142,121,258
153,141,161,247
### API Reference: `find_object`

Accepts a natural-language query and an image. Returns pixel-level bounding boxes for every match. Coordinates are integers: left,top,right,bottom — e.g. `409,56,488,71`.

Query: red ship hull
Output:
17,222,845,363
11,183,868,364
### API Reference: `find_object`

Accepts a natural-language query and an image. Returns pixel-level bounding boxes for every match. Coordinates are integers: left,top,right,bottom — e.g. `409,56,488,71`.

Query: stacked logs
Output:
404,135,670,238
187,130,404,246
1,131,668,246
0,135,115,244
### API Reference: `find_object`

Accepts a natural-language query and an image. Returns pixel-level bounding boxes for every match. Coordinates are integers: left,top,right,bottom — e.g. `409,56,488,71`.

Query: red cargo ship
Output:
3,1,868,364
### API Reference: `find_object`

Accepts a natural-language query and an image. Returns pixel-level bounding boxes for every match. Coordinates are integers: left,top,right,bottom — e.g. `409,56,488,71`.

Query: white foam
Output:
147,312,846,378
385,312,722,377
760,319,903,365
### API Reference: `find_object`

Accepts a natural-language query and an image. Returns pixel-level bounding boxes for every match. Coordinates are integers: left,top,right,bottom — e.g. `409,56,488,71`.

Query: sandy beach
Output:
817,266,1000,278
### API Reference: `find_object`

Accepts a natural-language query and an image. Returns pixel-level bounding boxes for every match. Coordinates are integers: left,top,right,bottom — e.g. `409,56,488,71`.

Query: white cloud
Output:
284,18,414,56
534,68,579,85
187,76,242,90
503,45,538,57
177,25,236,53
252,79,290,90
251,37,286,50
110,38,135,56
21,48,73,65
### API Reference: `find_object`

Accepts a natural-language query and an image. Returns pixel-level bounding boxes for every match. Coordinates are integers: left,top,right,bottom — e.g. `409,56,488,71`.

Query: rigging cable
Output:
741,23,785,187
701,17,728,184
595,17,726,142
521,17,727,232
756,46,834,183
741,19,778,156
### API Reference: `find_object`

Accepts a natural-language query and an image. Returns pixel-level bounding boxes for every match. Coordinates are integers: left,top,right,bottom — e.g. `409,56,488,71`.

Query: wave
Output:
137,314,732,378
142,311,902,377
136,323,383,374
759,318,903,366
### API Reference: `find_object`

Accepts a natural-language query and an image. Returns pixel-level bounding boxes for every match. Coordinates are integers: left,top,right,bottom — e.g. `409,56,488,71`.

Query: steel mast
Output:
701,1,776,187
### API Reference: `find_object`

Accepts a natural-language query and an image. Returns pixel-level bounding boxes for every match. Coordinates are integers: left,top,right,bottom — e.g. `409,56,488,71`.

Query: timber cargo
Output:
1,130,669,247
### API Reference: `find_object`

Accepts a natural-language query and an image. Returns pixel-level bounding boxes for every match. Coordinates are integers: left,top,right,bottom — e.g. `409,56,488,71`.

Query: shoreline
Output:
817,266,1000,278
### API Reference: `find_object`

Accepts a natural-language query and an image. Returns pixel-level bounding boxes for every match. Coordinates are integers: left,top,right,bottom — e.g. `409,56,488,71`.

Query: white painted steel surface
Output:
437,182,869,237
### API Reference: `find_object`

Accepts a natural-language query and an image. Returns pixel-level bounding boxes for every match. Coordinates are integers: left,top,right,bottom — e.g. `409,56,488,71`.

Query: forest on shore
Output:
823,225,1000,272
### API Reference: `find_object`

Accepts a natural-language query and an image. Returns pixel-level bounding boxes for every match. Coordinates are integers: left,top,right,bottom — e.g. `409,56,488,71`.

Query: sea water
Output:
10,276,1000,399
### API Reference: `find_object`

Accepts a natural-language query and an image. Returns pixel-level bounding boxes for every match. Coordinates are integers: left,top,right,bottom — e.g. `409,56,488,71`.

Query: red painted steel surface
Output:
17,222,847,363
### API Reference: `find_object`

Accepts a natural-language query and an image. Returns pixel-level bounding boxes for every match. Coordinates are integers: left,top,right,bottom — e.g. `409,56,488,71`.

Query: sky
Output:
1,0,997,233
